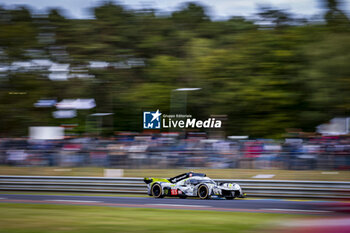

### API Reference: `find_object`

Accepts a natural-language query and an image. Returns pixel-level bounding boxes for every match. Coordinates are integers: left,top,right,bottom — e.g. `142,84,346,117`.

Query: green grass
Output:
0,203,308,233
1,166,349,181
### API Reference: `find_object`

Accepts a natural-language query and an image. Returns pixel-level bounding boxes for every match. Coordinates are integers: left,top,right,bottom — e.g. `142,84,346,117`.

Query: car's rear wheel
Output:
151,184,164,198
197,185,209,199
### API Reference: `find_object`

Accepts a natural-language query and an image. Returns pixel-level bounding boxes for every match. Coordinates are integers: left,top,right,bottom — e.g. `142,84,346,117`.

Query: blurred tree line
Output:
0,0,349,138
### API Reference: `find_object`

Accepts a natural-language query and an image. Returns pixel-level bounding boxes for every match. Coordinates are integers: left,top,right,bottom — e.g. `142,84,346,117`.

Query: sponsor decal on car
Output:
213,189,220,195
171,189,178,195
171,174,187,183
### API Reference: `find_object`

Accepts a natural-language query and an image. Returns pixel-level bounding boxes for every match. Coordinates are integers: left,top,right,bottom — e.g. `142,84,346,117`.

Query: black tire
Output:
151,183,164,198
179,196,187,199
225,197,235,200
197,185,209,199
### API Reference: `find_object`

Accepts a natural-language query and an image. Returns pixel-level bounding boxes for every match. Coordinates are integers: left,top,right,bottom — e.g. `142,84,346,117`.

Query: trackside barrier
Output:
0,176,349,199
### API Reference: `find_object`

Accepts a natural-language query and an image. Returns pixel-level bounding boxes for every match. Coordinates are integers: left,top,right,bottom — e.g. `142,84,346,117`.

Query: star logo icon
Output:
143,110,162,129
151,109,161,122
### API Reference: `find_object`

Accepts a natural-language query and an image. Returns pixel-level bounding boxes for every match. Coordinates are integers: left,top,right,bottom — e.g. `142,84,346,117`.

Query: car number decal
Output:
171,189,178,195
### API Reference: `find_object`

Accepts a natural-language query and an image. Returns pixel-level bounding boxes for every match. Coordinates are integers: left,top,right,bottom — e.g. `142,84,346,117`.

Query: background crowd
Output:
1,134,350,170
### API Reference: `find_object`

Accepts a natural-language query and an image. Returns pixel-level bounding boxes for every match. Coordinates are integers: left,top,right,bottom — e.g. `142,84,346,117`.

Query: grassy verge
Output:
0,203,311,233
1,166,349,181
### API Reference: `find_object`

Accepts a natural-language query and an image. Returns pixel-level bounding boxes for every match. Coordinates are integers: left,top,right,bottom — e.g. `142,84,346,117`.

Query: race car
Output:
144,171,245,199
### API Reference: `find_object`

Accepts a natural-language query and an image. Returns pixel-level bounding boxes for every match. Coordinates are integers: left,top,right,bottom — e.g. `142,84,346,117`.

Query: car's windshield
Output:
186,178,215,185
201,180,216,184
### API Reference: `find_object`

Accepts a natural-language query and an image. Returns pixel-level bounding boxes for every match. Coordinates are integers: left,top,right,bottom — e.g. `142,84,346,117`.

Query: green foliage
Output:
0,1,349,137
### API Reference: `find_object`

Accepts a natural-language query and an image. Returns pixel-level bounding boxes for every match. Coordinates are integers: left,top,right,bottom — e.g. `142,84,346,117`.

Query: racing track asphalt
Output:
0,193,339,215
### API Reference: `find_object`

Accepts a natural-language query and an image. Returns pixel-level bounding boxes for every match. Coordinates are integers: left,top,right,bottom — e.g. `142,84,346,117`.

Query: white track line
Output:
45,199,102,203
144,204,209,208
261,208,331,213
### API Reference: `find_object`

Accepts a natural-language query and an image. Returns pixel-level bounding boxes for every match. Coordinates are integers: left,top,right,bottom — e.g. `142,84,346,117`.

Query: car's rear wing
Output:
144,177,170,184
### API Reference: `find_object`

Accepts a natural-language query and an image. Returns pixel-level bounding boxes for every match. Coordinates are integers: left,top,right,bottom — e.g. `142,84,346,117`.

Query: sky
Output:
1,0,350,20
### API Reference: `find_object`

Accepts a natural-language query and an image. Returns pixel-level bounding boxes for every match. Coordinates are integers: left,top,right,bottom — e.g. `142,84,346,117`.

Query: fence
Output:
0,175,349,199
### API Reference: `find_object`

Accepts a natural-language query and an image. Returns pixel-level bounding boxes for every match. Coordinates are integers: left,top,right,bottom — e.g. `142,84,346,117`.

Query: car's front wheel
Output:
197,184,209,199
151,184,164,198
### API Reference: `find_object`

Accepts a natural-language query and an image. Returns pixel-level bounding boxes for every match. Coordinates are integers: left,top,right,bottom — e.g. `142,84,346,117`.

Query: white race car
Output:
144,172,245,199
